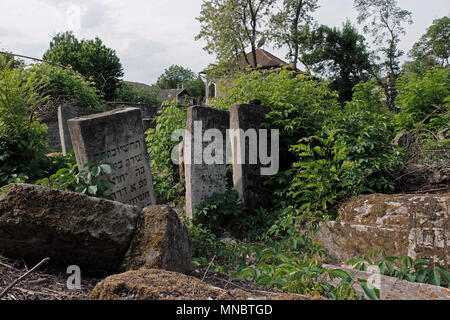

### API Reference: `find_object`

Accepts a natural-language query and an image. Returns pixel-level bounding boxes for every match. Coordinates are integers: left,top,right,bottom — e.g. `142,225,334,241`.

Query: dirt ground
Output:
0,255,307,300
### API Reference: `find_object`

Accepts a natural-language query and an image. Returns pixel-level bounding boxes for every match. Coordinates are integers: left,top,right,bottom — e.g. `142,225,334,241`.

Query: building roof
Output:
239,48,287,69
158,88,187,102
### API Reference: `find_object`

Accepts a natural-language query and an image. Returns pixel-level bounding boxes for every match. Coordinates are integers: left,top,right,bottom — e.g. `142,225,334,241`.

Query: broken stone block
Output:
126,205,192,273
0,184,139,273
315,192,449,268
89,269,313,300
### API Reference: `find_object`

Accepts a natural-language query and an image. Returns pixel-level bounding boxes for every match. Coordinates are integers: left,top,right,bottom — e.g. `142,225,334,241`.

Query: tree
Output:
43,32,124,101
405,16,450,76
269,0,319,70
156,65,196,89
354,0,413,110
184,77,206,100
115,81,160,105
301,21,375,103
196,0,275,67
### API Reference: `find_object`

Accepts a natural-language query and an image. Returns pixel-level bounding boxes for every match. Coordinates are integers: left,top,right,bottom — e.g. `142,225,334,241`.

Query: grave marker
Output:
58,105,102,155
68,108,156,208
230,103,271,211
185,106,230,218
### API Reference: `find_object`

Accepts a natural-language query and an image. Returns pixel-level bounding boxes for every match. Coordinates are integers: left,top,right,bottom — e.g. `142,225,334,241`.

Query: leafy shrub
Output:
145,99,187,203
193,188,245,236
347,249,450,288
395,67,450,133
115,81,159,105
30,62,102,110
187,208,361,300
0,56,49,185
213,68,340,170
36,153,115,199
43,31,124,101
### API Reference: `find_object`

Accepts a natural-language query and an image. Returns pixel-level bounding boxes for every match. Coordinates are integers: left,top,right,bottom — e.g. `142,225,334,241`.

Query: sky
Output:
0,0,449,85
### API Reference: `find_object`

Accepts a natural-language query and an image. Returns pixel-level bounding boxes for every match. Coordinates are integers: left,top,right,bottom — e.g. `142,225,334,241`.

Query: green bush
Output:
347,249,450,288
145,99,187,203
395,67,450,133
0,56,49,185
115,81,159,105
36,152,115,199
30,62,102,110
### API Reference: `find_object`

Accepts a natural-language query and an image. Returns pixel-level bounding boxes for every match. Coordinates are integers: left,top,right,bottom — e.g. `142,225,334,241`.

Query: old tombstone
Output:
142,118,156,132
185,106,230,218
230,103,272,210
58,105,102,155
68,108,156,208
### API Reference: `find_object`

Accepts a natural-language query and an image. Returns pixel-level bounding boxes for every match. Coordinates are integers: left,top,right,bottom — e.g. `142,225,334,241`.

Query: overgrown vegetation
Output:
36,152,115,199
145,99,187,204
347,249,450,289
0,56,54,185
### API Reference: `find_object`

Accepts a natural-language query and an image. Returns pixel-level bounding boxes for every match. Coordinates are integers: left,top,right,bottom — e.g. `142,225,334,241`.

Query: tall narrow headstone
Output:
230,103,271,211
185,106,230,218
58,105,102,155
68,108,156,208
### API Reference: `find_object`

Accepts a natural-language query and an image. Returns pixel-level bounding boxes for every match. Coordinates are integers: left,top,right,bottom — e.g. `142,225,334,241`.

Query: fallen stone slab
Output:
315,192,449,268
90,269,313,300
126,205,192,273
323,264,450,300
0,184,139,273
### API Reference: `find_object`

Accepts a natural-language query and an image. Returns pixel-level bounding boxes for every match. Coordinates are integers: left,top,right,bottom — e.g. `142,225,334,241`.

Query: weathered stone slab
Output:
68,108,156,209
185,106,230,218
126,205,192,273
58,105,102,155
0,184,139,273
90,269,313,300
230,103,271,210
315,192,449,268
142,118,156,132
315,221,410,265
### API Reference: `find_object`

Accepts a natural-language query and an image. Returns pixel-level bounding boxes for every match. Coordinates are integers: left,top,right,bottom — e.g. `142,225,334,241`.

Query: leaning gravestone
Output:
58,105,103,155
230,103,271,211
185,106,230,218
68,108,156,209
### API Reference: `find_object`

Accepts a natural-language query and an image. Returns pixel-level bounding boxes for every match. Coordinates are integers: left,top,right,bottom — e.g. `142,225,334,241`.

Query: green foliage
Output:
193,188,246,236
196,0,275,66
347,249,450,288
0,56,50,185
269,0,319,69
213,67,339,163
301,21,375,103
36,153,115,199
43,31,124,101
156,65,196,89
30,62,102,110
409,17,450,70
183,77,206,100
187,209,362,300
354,0,413,109
282,81,402,215
145,99,187,203
395,67,450,132
115,81,159,105
284,131,357,218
